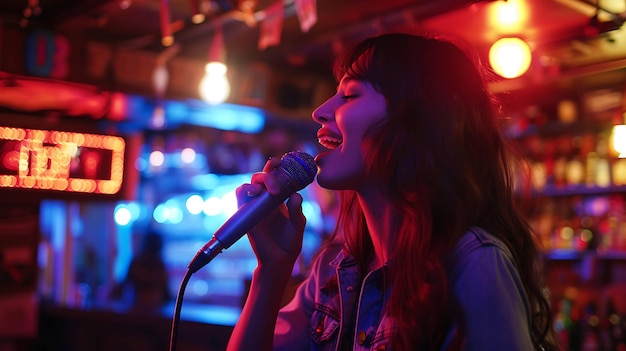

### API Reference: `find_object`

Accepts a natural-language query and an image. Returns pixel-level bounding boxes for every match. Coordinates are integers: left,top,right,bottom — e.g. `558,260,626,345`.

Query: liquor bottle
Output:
613,158,626,186
581,302,600,351
555,293,578,350
566,136,586,187
584,133,599,187
596,133,612,187
606,298,624,351
558,99,579,124
555,136,572,188
576,215,595,252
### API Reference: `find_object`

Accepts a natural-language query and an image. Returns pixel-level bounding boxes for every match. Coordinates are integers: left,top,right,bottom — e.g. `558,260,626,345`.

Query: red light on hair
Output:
108,92,127,121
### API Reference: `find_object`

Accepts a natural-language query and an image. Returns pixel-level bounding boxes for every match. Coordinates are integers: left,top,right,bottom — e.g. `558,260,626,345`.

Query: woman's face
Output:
312,74,387,191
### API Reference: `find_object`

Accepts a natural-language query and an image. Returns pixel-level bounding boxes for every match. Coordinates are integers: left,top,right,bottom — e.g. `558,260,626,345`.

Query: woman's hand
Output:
235,156,307,270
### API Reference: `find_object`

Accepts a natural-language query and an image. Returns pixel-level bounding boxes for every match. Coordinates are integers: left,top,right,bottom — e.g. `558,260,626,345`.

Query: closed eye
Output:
342,95,358,101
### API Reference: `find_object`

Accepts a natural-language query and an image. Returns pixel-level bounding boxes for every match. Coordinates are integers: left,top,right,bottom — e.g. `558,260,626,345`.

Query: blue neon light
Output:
120,95,265,133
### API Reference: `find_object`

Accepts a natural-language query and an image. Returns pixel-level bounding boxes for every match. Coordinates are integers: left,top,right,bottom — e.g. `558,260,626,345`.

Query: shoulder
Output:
451,227,513,262
448,226,528,306
449,227,530,317
448,227,516,276
447,227,534,350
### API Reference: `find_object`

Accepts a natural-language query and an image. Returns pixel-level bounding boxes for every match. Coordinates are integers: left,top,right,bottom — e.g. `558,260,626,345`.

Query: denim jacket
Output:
273,227,534,351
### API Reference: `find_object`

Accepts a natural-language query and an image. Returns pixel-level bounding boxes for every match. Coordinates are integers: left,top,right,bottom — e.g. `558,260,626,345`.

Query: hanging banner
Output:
258,1,284,50
295,0,317,33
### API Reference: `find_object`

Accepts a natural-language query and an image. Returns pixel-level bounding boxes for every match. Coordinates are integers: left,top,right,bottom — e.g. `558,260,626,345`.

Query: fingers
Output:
249,156,282,196
262,156,281,172
235,155,283,204
235,183,262,205
286,193,306,229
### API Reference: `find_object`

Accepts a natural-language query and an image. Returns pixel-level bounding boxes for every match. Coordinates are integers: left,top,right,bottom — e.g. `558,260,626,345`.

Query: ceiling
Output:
1,0,625,80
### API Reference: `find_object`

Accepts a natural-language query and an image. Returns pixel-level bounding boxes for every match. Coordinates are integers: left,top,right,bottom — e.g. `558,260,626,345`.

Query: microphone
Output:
187,151,317,273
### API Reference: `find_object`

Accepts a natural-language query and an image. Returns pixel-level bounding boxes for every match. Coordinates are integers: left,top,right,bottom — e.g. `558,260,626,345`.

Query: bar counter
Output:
36,301,239,351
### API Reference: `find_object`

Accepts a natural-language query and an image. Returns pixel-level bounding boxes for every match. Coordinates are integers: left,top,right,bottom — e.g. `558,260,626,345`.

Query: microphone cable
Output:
168,268,192,351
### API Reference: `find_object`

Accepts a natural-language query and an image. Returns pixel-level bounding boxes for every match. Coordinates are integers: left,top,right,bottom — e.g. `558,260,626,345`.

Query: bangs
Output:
333,41,376,82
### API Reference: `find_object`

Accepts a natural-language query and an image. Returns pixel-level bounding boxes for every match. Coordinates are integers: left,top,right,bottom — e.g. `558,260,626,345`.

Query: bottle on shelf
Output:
610,110,626,186
581,302,600,351
566,135,586,187
555,135,573,188
615,221,626,252
543,138,557,190
555,293,576,350
558,99,579,125
612,158,626,186
604,195,626,253
604,298,625,351
552,203,576,251
532,198,556,250
596,212,613,254
586,134,600,188
595,133,612,188
576,215,596,252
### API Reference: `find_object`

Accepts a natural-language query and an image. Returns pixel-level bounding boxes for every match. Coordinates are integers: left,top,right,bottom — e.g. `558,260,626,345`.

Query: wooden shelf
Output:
531,184,626,197
507,119,615,140
543,249,626,261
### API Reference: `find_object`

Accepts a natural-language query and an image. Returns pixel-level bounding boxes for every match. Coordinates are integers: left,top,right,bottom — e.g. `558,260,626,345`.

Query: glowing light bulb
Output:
199,61,231,104
489,37,532,79
186,194,204,215
181,147,196,163
149,150,165,167
161,35,174,47
192,13,205,24
114,207,132,226
488,0,528,31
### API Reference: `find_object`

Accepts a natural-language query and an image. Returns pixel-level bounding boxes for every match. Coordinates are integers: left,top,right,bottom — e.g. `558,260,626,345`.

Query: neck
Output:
356,189,397,271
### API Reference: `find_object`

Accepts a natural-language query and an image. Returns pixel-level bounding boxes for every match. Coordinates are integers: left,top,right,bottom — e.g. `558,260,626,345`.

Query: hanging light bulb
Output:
190,0,205,24
199,61,230,104
488,0,528,32
489,37,532,79
160,0,174,46
199,25,229,104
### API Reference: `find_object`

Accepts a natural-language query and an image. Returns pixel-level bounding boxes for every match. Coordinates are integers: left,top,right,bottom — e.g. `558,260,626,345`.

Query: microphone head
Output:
279,151,317,190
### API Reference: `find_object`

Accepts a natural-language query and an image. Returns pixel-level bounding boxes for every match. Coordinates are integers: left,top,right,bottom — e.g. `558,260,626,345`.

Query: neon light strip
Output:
0,127,125,194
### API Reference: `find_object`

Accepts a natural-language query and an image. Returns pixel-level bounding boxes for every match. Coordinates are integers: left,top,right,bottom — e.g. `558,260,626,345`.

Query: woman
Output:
227,33,558,351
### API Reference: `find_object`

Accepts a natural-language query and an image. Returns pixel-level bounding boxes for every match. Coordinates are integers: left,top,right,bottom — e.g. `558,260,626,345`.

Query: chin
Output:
315,172,338,190
316,172,356,191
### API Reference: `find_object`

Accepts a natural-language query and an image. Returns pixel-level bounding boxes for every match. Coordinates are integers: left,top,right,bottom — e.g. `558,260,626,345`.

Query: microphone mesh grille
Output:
280,151,317,190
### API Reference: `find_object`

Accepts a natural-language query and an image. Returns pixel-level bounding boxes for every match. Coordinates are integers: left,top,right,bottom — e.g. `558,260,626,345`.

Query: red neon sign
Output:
0,127,125,194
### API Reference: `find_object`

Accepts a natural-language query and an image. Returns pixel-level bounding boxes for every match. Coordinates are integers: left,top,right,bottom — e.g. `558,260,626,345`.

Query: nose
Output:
312,97,334,124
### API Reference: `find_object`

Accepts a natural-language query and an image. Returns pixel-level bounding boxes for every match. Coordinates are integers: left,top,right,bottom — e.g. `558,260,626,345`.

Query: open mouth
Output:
318,136,342,150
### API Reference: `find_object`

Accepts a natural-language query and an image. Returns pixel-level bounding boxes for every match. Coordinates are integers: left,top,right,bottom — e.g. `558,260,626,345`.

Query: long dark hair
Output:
330,33,557,350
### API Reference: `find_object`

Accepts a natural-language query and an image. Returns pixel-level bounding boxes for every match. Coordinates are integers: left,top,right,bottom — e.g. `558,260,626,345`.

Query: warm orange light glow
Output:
488,0,529,32
489,37,532,79
0,126,125,194
199,62,231,104
613,125,626,158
